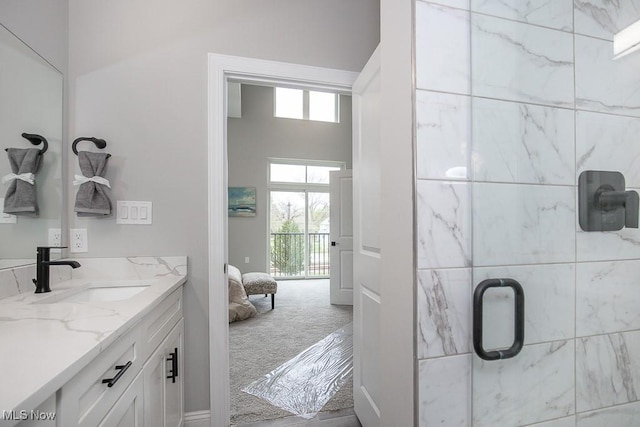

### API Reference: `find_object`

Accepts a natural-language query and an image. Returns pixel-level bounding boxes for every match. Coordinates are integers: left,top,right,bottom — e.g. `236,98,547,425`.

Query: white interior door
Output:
330,169,354,305
352,47,381,427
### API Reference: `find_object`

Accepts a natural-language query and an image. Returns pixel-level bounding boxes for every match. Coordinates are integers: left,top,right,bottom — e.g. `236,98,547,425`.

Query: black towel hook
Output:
72,137,111,158
4,133,48,155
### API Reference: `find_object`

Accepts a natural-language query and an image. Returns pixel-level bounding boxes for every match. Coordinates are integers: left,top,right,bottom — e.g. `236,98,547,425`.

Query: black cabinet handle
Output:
101,361,132,388
473,278,525,361
167,348,178,383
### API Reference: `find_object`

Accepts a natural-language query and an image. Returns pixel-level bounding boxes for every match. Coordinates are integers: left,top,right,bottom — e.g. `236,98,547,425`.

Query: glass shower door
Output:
469,4,577,426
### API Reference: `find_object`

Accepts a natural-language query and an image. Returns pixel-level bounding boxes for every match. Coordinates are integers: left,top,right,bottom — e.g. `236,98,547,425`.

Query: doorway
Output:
208,54,359,426
227,85,352,424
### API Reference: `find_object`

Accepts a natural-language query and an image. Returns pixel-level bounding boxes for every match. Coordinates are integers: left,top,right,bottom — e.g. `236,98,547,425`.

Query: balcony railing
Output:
270,232,330,278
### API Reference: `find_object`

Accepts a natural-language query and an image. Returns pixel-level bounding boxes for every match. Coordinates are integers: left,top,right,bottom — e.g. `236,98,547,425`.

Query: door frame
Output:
207,53,358,426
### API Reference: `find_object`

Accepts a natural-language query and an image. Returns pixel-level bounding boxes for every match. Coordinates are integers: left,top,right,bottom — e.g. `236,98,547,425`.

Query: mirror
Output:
0,23,63,269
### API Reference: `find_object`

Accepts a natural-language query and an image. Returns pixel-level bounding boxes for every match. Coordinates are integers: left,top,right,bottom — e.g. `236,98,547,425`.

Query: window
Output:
274,87,339,123
268,160,344,278
270,162,342,184
274,87,303,119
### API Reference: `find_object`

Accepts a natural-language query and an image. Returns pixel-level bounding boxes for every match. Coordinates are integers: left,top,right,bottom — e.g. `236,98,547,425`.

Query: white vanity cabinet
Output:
143,319,184,427
98,372,144,427
55,286,183,427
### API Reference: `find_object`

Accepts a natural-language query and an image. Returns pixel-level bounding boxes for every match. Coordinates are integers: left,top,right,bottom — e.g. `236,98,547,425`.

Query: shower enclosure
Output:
416,1,640,425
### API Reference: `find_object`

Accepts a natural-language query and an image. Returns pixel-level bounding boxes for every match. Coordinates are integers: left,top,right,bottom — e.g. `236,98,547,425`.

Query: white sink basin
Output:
32,281,151,304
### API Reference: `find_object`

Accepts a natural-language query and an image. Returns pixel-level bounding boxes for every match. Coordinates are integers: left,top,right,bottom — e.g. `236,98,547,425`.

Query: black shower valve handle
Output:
595,187,639,228
624,191,639,228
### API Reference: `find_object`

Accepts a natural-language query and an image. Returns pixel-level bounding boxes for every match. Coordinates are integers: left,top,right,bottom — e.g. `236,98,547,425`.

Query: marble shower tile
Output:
471,14,574,107
577,230,640,261
417,180,471,269
419,354,471,427
421,0,469,10
575,35,640,117
575,0,640,40
473,183,575,266
473,340,575,426
472,98,574,185
577,260,640,336
473,264,575,348
472,0,573,31
578,401,640,427
417,268,471,358
576,111,640,186
528,417,576,427
416,91,470,180
577,330,640,412
416,2,470,94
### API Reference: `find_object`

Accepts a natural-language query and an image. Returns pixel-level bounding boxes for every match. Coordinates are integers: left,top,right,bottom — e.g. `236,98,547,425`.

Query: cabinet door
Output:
143,319,184,427
99,372,144,427
58,325,143,427
164,319,184,427
16,394,57,427
143,340,166,427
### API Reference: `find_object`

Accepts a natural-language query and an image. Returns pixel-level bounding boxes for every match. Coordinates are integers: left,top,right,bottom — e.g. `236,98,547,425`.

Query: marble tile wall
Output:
415,0,640,425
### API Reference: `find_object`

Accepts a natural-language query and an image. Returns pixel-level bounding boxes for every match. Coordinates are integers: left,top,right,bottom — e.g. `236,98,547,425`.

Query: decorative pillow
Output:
228,264,243,288
228,264,257,322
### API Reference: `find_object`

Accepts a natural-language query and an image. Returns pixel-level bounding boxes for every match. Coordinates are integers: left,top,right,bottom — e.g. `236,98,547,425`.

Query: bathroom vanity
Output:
0,256,186,427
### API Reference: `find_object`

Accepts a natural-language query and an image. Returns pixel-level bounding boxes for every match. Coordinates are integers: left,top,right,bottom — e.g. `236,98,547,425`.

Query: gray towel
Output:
74,151,112,217
3,148,41,216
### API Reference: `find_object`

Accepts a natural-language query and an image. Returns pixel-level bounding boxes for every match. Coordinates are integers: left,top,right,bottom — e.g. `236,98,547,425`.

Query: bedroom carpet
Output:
229,279,353,426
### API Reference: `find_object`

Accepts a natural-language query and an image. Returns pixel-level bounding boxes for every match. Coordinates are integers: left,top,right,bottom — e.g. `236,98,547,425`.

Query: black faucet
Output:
33,246,81,293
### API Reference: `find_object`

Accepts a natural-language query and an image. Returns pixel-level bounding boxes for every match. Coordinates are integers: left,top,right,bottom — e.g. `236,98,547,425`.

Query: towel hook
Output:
4,133,48,155
72,137,111,158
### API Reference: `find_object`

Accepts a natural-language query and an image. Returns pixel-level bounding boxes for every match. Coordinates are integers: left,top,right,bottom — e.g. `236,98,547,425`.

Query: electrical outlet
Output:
48,229,62,253
244,257,250,264
70,228,88,253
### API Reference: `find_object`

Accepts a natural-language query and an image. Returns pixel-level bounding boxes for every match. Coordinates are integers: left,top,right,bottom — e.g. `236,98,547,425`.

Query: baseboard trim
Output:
185,410,211,427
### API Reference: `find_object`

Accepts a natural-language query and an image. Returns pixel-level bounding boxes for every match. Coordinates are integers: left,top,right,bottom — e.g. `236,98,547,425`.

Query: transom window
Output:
274,87,340,123
270,161,343,184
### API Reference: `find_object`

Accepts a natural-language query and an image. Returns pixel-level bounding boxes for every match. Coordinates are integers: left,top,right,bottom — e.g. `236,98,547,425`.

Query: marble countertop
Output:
0,256,187,419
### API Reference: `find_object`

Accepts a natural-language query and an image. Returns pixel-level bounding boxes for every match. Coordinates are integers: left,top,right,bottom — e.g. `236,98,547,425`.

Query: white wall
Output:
227,84,352,273
0,0,68,72
67,0,379,412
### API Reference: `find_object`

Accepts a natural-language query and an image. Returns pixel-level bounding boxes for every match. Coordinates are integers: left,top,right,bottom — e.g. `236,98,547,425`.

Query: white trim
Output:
208,53,358,427
185,410,211,427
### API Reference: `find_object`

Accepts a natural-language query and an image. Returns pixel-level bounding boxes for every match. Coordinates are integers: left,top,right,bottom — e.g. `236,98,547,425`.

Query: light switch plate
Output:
117,201,153,225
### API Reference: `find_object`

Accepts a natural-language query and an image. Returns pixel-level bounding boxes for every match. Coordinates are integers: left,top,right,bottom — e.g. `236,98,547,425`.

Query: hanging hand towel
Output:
74,151,112,217
2,148,41,216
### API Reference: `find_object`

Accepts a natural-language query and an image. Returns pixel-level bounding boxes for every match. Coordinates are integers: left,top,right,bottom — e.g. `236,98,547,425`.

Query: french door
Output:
269,189,331,279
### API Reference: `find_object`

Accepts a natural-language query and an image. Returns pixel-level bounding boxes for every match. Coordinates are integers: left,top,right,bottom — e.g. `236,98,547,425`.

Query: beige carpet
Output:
229,279,353,426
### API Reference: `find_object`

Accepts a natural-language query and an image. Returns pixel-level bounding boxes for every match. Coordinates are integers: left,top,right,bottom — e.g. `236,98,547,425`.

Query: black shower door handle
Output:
473,278,525,361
